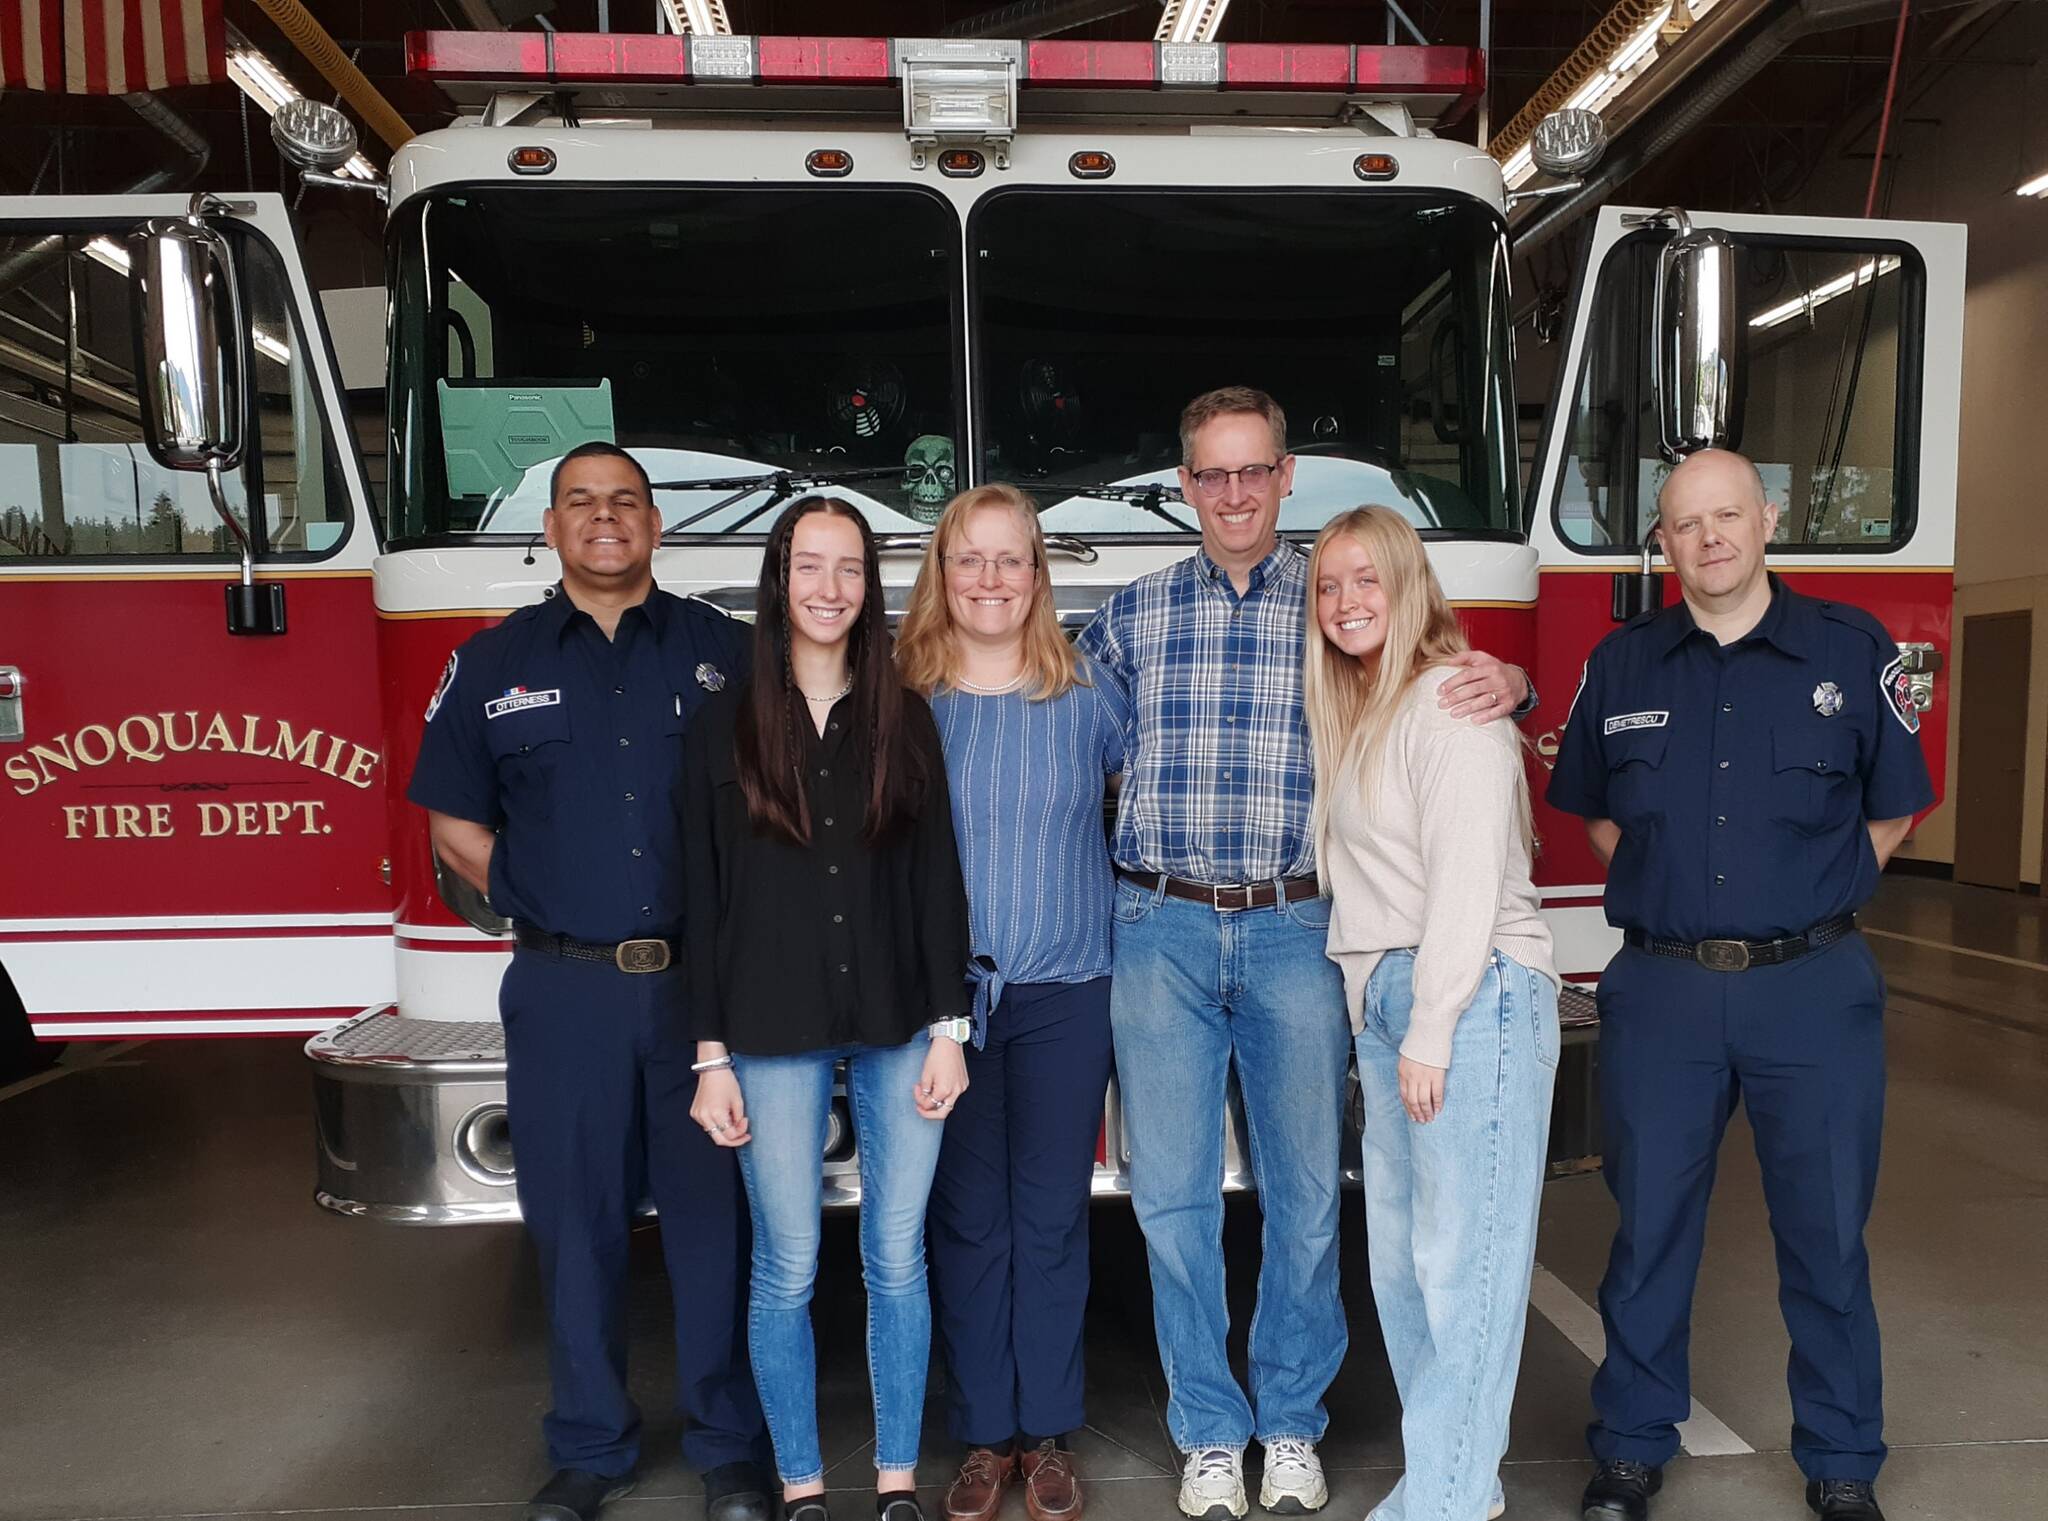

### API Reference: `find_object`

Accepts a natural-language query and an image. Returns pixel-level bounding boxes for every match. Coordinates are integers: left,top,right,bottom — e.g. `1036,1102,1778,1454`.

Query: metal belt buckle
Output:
1211,883,1253,912
614,938,672,974
1695,938,1751,973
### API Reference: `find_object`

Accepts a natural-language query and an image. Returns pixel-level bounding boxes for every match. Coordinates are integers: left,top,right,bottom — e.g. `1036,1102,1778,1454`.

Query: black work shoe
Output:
525,1468,637,1521
706,1462,776,1521
1807,1479,1885,1521
1580,1460,1662,1521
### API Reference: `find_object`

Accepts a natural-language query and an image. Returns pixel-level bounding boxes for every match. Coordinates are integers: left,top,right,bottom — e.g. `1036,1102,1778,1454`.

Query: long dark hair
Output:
736,495,922,847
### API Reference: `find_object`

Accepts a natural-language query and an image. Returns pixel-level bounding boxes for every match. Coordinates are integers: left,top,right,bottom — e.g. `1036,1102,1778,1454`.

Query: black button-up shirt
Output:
682,685,970,1055
406,584,748,943
1547,578,1933,943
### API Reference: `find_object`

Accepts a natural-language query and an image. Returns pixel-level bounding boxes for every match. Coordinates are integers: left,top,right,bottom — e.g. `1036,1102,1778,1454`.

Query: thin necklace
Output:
956,670,1025,695
800,672,854,705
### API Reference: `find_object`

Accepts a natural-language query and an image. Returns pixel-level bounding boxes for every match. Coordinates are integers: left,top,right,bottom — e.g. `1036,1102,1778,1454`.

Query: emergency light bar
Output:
404,32,1484,128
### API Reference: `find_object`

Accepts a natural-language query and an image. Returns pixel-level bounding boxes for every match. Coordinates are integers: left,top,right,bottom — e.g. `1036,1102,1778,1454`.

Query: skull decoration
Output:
903,434,956,525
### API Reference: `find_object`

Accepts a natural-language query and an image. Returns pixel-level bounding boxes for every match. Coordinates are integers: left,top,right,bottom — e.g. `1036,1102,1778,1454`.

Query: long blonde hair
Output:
1304,506,1530,879
895,484,1085,701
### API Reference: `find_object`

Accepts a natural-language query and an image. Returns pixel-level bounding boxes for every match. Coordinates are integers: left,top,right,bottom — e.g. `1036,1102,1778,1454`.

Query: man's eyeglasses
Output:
944,553,1037,577
1187,461,1283,496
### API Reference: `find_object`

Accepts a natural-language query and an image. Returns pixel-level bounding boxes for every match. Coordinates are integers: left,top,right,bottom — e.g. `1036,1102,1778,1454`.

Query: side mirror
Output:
129,196,285,635
1650,210,1741,460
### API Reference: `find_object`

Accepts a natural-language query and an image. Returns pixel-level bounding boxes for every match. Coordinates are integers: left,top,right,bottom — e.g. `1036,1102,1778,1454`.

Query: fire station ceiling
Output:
0,0,2033,271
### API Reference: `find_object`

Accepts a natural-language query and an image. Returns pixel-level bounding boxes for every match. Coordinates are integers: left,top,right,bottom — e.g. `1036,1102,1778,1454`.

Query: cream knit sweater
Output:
1322,666,1558,1068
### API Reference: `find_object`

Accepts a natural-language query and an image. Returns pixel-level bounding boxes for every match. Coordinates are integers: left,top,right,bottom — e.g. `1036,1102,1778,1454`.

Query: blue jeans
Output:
1356,950,1559,1521
732,1039,945,1485
1108,878,1351,1451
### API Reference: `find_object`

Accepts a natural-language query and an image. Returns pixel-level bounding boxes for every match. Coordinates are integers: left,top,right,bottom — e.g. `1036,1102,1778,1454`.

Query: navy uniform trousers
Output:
502,946,769,1479
1591,935,1888,1483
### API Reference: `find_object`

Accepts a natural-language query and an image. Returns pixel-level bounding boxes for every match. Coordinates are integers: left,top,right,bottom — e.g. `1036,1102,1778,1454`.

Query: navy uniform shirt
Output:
407,584,749,944
1547,577,1934,943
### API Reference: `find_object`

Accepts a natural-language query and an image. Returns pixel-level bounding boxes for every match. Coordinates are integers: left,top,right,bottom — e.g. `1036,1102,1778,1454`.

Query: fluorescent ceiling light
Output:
2018,168,2048,198
1505,0,1724,191
226,32,381,184
1749,255,1900,330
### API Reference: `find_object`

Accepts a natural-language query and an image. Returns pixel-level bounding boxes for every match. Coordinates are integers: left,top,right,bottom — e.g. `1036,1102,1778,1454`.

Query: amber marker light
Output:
1068,150,1116,179
806,148,854,177
938,148,986,178
1353,153,1399,181
508,145,557,175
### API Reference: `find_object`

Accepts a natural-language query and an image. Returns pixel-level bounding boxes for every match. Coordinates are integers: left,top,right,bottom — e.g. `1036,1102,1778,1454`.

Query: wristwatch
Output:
927,1016,973,1044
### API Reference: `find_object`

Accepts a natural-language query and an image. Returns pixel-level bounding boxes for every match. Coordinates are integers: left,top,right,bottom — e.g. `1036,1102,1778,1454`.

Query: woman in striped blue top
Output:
896,484,1131,1521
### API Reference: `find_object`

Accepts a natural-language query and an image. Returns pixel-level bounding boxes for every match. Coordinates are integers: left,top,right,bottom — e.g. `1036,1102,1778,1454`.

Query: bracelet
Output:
690,1055,734,1073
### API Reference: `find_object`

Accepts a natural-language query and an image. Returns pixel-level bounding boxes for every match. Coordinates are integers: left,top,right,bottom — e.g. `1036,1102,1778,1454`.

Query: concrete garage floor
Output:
3,876,2044,1521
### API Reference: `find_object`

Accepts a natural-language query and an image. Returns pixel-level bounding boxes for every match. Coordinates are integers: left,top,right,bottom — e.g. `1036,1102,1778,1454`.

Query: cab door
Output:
0,195,394,1038
1525,206,1966,977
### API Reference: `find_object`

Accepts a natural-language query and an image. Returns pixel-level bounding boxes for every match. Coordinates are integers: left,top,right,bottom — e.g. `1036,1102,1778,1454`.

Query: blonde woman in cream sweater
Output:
1304,506,1560,1521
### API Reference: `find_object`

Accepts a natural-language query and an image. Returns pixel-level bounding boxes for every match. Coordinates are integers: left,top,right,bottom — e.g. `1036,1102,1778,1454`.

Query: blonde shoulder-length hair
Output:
1303,506,1530,880
895,483,1086,701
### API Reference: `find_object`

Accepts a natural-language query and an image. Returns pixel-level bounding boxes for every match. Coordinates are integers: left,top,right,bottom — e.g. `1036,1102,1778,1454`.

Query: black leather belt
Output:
514,924,680,973
1120,870,1323,913
1624,914,1857,973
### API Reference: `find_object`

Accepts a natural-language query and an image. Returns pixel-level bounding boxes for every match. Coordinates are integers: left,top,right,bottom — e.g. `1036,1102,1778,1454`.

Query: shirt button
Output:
823,817,835,827
819,767,830,778
829,721,840,732
631,847,643,858
832,913,844,924
615,686,625,695
1225,716,1235,725
1817,760,1829,771
624,792,635,802
1722,702,1732,712
1717,760,1729,769
1715,874,1726,885
618,736,630,748
1716,815,1727,826
838,963,850,974
828,864,840,875
640,906,652,916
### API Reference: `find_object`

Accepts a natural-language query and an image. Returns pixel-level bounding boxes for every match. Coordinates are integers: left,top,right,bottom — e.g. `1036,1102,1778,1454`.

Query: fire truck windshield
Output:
971,190,1519,538
385,185,963,543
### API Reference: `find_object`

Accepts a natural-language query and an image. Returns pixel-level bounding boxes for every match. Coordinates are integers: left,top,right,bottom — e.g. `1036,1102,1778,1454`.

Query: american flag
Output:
1,0,224,94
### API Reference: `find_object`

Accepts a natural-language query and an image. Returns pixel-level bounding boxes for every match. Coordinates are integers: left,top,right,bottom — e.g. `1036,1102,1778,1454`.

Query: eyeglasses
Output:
943,553,1037,577
1187,461,1283,496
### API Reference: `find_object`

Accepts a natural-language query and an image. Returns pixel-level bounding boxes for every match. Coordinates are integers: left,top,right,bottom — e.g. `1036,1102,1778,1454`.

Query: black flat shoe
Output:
879,1495,928,1521
1581,1460,1662,1521
705,1463,775,1521
785,1500,831,1521
525,1468,637,1521
1807,1479,1885,1521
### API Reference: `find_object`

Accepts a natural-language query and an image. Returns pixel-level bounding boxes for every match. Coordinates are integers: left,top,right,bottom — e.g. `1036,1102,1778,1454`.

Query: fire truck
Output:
0,29,1961,1222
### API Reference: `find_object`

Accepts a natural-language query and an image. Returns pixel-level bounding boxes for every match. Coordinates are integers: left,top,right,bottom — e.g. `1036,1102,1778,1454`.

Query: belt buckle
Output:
1695,938,1751,973
1211,883,1253,912
614,938,671,974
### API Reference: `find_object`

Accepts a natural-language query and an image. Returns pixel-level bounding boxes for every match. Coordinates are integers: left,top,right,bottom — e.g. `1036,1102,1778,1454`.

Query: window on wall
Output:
0,228,349,560
1554,234,1921,551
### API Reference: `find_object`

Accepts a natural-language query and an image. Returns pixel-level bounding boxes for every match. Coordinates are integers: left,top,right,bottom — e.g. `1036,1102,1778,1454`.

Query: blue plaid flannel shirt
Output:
1079,541,1320,884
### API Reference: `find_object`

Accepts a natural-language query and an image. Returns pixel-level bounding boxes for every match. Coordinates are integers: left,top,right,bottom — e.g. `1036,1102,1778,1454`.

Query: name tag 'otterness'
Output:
485,688,564,720
1604,710,1669,736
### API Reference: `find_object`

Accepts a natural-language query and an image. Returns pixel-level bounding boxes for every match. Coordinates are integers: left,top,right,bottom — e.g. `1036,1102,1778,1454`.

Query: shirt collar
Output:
1655,573,1807,659
1195,538,1300,598
541,581,668,640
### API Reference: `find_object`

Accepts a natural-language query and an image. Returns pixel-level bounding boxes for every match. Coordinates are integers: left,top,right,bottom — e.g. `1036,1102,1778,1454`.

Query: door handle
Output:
0,665,22,742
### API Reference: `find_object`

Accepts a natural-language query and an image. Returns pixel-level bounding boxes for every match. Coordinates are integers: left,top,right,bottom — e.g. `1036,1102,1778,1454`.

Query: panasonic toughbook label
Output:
484,688,563,720
1603,710,1669,735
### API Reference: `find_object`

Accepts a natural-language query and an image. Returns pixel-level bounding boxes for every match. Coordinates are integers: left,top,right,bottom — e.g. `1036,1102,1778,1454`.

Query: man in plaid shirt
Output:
1079,387,1532,1521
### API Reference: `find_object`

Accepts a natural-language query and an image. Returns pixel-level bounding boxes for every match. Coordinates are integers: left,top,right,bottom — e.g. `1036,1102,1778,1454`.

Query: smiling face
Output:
1178,410,1294,575
943,504,1038,648
1314,532,1390,664
786,509,868,652
1657,449,1778,606
544,453,662,587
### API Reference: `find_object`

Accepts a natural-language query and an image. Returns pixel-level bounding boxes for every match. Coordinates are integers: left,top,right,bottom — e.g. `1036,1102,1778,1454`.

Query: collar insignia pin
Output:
695,662,726,692
1812,681,1845,717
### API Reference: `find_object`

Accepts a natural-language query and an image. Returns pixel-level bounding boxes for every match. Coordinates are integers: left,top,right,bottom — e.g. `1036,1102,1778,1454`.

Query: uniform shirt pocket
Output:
486,704,573,821
1770,726,1857,836
1604,728,1670,829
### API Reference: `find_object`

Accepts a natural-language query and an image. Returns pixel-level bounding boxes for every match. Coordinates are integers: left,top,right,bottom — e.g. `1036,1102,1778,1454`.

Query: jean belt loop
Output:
1149,872,1169,907
1270,875,1287,914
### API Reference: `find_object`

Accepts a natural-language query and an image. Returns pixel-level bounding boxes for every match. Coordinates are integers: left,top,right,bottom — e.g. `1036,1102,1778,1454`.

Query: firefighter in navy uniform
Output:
1547,451,1932,1521
409,442,773,1521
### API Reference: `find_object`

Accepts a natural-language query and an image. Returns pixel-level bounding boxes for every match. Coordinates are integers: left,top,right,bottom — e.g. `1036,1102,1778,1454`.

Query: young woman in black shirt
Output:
686,496,972,1521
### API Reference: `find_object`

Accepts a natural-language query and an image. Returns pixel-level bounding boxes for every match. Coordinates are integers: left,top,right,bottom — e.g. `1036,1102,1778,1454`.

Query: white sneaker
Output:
1179,1446,1249,1520
1257,1438,1328,1515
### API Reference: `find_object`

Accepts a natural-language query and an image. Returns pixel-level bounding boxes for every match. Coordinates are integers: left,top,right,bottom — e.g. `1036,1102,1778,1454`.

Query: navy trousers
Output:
501,948,769,1479
1589,935,1888,1482
927,977,1114,1446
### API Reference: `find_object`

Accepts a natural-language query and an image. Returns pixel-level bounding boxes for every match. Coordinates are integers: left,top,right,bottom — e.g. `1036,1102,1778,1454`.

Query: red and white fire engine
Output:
0,27,1960,1220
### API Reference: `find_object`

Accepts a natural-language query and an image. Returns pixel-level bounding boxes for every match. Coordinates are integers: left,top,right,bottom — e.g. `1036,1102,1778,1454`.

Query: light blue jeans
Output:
1108,878,1351,1452
732,1039,944,1485
1356,950,1559,1521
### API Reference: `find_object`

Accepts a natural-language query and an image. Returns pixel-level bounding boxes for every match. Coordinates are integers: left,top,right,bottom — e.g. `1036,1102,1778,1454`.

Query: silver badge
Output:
1812,681,1844,717
695,662,726,692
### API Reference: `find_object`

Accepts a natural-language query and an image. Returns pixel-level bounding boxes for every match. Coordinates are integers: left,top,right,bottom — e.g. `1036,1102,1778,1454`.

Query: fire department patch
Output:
1812,681,1844,717
424,652,458,722
1880,656,1919,734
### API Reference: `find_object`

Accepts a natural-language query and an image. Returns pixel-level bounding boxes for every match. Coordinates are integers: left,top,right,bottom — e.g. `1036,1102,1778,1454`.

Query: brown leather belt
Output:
1120,870,1323,913
514,924,680,973
1624,913,1857,973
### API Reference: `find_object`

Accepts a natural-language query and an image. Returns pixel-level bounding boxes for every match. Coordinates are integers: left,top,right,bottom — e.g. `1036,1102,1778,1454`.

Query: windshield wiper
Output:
1021,480,1197,533
651,464,906,535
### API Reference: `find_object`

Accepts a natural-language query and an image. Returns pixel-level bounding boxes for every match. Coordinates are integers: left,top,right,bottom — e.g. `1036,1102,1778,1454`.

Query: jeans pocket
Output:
1110,879,1155,925
1280,891,1333,932
1524,963,1561,1071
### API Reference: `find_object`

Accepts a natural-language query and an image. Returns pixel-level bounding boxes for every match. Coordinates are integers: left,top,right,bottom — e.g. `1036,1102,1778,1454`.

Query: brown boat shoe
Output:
1020,1441,1083,1521
943,1447,1017,1521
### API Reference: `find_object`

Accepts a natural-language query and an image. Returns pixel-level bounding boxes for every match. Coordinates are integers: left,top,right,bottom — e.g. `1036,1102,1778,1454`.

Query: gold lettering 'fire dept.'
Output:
3,711,383,798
